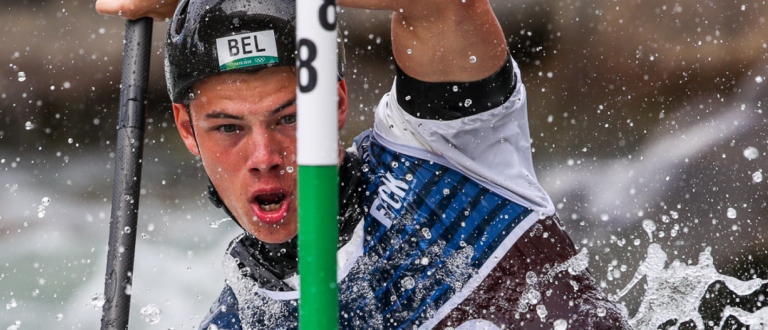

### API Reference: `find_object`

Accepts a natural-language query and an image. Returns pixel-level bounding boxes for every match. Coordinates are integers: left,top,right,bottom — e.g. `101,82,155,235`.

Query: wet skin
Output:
173,67,348,243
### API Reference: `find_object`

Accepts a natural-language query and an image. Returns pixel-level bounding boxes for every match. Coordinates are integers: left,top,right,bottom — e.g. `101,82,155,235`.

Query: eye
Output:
280,114,297,125
216,124,241,133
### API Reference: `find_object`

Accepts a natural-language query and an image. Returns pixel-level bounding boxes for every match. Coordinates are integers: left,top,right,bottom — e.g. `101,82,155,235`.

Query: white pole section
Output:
297,0,339,166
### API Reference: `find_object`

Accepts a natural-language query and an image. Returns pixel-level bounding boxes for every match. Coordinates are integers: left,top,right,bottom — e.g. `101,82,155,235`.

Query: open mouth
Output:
251,192,290,224
255,193,285,212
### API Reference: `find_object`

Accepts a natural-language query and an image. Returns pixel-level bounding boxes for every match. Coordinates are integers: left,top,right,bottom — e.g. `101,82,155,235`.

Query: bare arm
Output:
95,0,178,21
339,0,508,82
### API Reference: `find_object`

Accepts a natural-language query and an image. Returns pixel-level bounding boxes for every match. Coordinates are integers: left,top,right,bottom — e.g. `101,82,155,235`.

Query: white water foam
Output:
616,243,768,329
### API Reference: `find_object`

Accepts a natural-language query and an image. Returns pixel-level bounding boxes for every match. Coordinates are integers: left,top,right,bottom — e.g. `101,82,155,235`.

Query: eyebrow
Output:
203,98,296,120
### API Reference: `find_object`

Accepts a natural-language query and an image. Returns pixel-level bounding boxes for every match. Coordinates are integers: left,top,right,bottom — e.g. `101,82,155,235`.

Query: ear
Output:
173,103,201,156
337,78,348,130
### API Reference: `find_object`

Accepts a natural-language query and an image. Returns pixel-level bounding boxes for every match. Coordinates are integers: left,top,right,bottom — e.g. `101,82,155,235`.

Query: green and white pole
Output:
296,0,339,329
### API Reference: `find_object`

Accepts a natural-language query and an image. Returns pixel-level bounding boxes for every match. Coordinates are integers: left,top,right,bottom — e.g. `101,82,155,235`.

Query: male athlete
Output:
97,0,630,328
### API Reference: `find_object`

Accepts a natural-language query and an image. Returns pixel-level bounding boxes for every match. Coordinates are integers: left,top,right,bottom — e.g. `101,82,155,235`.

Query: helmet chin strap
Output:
186,104,248,232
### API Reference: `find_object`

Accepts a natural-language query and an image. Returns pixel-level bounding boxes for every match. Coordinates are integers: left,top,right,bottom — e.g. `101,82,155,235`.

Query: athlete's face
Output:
173,67,347,243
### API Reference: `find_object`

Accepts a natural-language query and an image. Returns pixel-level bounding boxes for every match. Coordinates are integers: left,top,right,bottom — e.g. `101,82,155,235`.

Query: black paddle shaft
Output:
101,17,153,330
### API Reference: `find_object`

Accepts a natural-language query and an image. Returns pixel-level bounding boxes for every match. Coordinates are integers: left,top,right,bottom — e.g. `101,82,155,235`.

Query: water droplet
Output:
56,313,63,321
468,55,477,63
37,210,46,218
600,214,609,221
536,304,548,321
661,215,670,223
210,217,231,228
670,211,679,219
526,289,541,304
124,226,131,233
743,146,759,160
595,306,606,317
401,276,415,289
756,76,764,83
753,171,763,183
140,304,162,324
406,48,412,54
421,227,432,239
17,72,26,82
442,188,450,195
525,271,538,284
405,95,411,101
405,173,413,181
553,319,568,330
642,219,656,241
91,293,106,309
41,197,51,206
188,92,195,100
6,298,18,309
25,121,35,130
420,257,430,265
463,99,472,107
452,85,459,92
727,208,737,219
286,166,294,173
390,161,399,168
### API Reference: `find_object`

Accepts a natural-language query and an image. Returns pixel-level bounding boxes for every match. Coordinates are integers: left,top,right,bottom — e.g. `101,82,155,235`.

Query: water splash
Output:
6,321,21,330
139,304,162,324
210,217,232,228
719,306,768,328
616,243,768,329
641,219,656,241
6,298,17,309
515,249,589,315
90,293,105,309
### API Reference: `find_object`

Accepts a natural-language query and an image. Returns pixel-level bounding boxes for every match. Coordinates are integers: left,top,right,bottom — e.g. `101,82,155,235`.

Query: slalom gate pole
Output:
100,17,153,330
296,0,339,329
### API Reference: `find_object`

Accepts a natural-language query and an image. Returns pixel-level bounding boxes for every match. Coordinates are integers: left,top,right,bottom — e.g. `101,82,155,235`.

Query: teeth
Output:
260,202,281,212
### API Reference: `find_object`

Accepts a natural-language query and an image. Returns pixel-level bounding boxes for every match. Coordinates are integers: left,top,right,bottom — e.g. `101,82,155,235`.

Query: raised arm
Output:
339,0,508,83
96,0,508,82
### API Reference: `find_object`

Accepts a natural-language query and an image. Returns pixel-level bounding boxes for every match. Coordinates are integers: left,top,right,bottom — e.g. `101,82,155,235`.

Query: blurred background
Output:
1,0,766,329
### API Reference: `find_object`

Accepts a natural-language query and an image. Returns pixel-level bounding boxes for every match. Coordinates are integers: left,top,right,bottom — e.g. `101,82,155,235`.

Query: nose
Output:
246,132,283,173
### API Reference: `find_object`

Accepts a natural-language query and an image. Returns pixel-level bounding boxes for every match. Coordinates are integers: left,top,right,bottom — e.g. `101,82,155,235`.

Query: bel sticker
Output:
216,30,278,71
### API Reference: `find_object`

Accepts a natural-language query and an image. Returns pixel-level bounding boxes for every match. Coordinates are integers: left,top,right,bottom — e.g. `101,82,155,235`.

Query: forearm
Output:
342,0,508,83
95,0,178,21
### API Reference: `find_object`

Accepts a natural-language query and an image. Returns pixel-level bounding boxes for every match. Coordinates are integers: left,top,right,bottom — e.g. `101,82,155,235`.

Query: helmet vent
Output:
173,0,191,36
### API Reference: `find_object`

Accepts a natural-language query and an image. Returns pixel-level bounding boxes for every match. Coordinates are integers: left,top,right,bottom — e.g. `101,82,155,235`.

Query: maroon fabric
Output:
435,215,631,329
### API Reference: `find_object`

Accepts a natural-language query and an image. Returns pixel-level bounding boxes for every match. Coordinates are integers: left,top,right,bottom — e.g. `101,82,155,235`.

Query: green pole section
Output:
298,165,339,329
